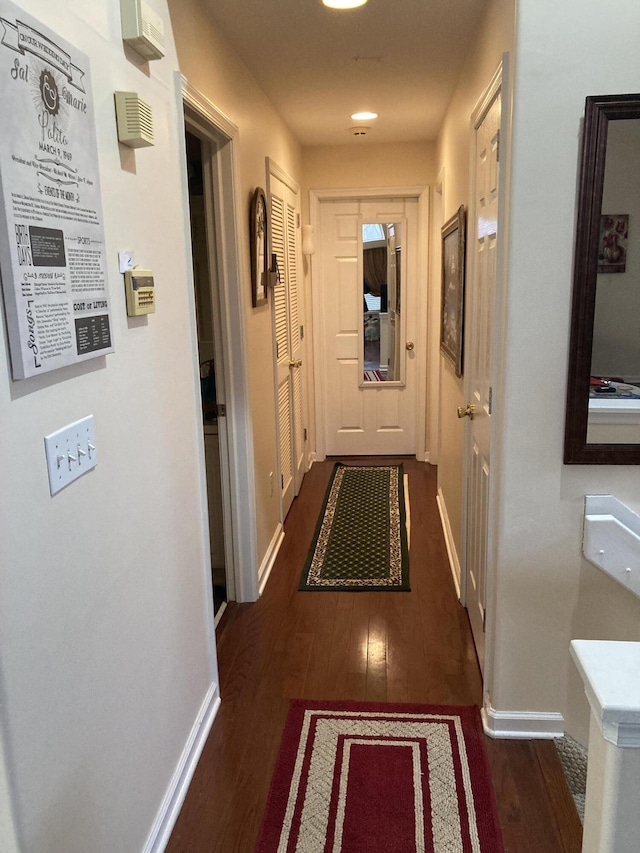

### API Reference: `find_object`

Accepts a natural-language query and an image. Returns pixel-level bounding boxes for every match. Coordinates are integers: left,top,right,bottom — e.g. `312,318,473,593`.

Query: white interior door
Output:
463,88,502,673
269,170,305,518
318,197,419,456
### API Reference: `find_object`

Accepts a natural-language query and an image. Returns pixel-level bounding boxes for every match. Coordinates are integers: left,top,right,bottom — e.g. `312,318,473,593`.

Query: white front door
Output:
463,86,502,673
269,169,305,518
318,196,419,456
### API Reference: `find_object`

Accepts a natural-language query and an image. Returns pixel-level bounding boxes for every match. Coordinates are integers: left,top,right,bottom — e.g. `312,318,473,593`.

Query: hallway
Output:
166,459,582,852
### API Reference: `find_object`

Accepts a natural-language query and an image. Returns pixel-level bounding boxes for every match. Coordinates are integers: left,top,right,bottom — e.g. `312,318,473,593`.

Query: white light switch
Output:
44,416,97,496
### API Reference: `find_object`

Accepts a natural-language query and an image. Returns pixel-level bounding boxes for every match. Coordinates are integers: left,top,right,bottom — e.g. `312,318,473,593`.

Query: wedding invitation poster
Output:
0,0,113,379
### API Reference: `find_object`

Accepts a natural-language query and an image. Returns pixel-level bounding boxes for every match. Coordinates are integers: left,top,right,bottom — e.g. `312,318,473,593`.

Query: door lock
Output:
457,404,476,420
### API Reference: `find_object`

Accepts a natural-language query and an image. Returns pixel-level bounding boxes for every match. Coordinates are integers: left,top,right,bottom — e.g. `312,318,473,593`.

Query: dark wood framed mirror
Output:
564,94,640,464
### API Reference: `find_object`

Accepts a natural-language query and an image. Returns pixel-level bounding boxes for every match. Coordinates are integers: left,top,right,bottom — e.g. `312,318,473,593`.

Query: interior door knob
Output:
289,359,302,368
457,404,476,420
405,341,415,351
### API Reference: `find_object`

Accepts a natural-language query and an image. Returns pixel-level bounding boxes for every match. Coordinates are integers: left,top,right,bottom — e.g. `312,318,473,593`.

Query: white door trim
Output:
430,168,445,465
180,75,259,603
460,54,512,697
267,157,300,194
309,186,429,461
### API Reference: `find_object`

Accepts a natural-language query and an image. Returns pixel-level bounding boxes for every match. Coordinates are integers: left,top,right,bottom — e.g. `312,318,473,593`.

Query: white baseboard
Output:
258,523,285,595
144,682,221,852
436,487,461,599
482,702,565,739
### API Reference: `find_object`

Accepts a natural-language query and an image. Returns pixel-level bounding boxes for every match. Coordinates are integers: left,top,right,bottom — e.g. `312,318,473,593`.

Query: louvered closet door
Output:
270,173,305,519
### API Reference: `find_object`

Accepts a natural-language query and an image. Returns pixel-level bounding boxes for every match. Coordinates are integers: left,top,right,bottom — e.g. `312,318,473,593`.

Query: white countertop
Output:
570,639,640,746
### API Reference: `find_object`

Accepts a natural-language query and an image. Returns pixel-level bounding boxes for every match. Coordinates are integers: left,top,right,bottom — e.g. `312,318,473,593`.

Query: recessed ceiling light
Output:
351,111,378,121
323,0,368,9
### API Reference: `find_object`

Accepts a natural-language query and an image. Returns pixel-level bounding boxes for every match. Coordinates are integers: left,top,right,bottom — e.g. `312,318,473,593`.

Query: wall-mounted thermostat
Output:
124,269,155,316
120,0,165,60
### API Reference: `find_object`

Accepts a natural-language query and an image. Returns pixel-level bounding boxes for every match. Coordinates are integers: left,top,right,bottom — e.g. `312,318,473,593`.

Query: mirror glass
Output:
564,94,640,463
587,119,640,444
362,222,403,383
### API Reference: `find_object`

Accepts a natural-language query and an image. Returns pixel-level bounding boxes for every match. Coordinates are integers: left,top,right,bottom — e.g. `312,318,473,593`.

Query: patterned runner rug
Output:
256,700,504,853
299,463,410,591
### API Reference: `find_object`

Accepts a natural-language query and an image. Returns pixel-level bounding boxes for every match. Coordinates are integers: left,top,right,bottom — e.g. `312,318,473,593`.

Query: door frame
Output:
309,186,429,461
178,76,259,604
460,56,511,700
431,168,445,467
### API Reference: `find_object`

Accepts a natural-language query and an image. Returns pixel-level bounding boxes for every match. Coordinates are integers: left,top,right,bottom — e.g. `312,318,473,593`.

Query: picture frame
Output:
440,205,466,377
597,213,628,273
250,187,268,307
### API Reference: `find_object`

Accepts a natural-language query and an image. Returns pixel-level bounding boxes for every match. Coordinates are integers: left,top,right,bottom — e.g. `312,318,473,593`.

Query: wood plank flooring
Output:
166,458,582,852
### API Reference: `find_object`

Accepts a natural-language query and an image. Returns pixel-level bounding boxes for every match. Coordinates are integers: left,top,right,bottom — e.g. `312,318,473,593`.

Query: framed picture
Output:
598,214,628,273
440,205,466,377
250,187,268,307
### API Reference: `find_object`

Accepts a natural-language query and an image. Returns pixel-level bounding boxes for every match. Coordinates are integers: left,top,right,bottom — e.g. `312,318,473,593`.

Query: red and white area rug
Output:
256,701,504,853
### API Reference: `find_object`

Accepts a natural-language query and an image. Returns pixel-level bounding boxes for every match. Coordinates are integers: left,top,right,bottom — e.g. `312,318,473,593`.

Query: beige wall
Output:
491,0,640,742
303,141,436,202
169,0,303,561
435,0,516,574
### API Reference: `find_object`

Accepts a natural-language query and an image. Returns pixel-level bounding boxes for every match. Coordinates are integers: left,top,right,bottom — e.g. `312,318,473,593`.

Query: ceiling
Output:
201,0,489,147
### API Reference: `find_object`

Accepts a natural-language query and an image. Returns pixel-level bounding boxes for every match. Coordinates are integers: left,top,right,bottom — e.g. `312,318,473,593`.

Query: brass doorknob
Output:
457,404,476,420
405,341,415,351
289,359,302,368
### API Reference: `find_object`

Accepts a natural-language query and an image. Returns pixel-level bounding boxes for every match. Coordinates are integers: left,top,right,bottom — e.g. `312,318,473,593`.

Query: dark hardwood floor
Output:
166,458,582,852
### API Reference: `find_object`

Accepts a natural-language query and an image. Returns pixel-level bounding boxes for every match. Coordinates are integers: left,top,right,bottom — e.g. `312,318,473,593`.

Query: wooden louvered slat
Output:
271,194,288,363
287,203,300,351
279,381,293,488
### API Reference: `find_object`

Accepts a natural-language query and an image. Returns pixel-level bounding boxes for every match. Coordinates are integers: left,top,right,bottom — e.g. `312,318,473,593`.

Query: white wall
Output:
435,0,515,575
0,2,218,851
491,0,640,742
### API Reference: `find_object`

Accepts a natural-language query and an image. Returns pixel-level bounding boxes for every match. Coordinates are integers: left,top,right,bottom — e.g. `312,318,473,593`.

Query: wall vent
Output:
114,92,154,148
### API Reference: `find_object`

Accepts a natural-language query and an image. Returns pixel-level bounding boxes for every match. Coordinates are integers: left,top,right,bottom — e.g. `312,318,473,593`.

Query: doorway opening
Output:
185,129,228,619
181,79,259,607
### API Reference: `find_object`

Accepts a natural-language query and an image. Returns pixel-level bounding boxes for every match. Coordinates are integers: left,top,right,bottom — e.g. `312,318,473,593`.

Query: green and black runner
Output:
299,463,410,591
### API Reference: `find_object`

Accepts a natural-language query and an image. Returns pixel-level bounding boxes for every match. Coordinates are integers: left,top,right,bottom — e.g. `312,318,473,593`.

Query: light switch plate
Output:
44,416,97,495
